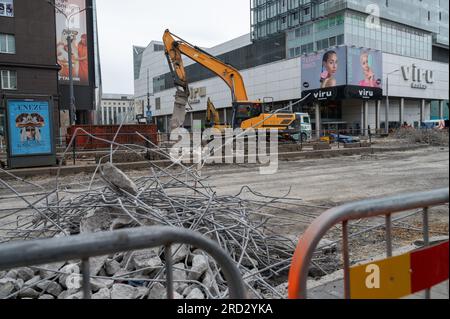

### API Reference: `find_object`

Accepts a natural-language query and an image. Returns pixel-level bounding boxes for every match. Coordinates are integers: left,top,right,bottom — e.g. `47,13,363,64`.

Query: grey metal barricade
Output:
288,188,449,299
0,226,247,299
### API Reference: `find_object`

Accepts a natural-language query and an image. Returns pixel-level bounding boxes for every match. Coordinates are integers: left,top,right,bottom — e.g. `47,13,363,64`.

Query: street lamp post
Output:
385,69,400,134
47,1,90,126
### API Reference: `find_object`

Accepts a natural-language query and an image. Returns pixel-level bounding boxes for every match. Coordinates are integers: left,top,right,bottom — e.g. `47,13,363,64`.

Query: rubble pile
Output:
394,128,449,146
0,138,334,299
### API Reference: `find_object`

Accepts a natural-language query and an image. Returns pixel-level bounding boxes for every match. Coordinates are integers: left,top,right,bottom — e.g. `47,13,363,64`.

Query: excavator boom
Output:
163,29,297,135
163,30,249,102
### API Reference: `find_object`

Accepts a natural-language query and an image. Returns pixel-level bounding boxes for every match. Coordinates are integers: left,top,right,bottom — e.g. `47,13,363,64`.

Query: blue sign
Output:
7,100,53,156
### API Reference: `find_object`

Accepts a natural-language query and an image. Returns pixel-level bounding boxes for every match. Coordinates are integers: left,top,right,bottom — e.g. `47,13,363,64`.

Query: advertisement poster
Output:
55,0,89,85
301,46,347,91
347,47,383,88
7,100,53,156
0,0,14,17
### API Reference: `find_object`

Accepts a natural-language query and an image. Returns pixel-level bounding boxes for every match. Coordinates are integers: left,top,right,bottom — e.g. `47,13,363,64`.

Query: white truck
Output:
291,113,312,142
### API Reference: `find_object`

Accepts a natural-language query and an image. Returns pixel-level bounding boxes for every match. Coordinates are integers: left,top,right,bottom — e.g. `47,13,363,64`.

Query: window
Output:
155,97,161,110
0,34,15,54
1,70,17,90
329,36,337,47
0,0,14,17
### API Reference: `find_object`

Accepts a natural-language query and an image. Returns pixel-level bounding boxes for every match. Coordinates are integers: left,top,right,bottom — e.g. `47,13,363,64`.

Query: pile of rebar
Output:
1,128,331,299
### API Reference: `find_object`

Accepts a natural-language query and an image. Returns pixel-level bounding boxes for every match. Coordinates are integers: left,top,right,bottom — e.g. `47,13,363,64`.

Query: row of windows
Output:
288,34,344,58
0,33,15,54
1,70,16,90
345,11,433,60
101,106,134,125
102,101,131,106
0,0,13,17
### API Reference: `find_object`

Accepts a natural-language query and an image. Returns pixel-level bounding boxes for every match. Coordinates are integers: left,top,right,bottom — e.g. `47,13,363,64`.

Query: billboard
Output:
301,46,383,101
55,0,89,86
301,46,347,91
6,100,53,156
347,48,383,88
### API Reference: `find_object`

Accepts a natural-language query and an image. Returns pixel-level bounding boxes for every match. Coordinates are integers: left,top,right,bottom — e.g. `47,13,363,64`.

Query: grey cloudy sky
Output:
96,0,250,94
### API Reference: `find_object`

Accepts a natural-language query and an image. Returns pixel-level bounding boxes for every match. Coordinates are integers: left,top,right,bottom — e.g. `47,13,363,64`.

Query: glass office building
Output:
251,0,448,61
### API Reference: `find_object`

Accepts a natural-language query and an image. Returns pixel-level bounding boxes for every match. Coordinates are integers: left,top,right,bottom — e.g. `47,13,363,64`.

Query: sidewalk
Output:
308,278,449,299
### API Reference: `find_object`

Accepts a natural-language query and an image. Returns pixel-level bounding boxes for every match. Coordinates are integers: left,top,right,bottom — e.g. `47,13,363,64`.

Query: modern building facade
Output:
1,0,60,140
134,0,449,134
99,94,138,125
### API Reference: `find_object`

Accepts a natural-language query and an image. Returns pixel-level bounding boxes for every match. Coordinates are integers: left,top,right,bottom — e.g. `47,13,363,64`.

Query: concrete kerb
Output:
0,144,431,180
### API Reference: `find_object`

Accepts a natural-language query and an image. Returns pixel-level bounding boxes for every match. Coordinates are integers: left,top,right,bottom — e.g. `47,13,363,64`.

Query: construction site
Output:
0,125,448,300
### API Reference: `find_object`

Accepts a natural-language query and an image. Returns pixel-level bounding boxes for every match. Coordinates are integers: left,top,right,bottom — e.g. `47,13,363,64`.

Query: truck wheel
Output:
301,133,308,142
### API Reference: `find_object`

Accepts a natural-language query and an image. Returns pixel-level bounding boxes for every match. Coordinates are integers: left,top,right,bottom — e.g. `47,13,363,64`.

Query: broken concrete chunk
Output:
24,276,41,287
18,288,40,299
201,271,216,292
80,209,113,234
173,263,188,293
148,283,166,299
90,255,108,276
188,255,208,281
0,278,16,299
16,268,35,282
131,249,162,274
59,264,80,289
92,288,111,299
101,162,138,196
14,278,24,291
111,284,138,299
38,262,66,278
135,286,149,299
36,280,63,297
110,217,133,231
105,259,121,276
186,288,205,300
90,278,114,292
171,244,190,264
39,294,55,300
65,291,84,300
5,270,18,280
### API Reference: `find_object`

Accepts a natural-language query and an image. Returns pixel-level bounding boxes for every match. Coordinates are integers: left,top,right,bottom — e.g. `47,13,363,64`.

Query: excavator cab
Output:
232,102,263,129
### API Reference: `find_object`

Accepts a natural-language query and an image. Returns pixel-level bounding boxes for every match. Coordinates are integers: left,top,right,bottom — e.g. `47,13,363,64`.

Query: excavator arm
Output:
163,29,296,133
163,30,249,102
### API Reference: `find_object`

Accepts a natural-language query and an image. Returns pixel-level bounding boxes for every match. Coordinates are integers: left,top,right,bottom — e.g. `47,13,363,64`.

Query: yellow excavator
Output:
206,97,231,132
163,29,297,134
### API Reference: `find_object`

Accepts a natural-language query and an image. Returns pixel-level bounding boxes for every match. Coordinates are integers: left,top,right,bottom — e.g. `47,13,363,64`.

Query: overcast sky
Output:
96,0,250,94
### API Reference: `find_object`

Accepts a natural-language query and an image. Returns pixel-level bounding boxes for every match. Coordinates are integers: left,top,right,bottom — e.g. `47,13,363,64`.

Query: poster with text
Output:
7,100,53,156
347,47,383,88
55,0,89,85
301,46,347,91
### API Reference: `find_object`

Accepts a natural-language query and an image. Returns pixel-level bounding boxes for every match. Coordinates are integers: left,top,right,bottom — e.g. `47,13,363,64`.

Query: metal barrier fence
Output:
0,226,247,299
288,188,449,299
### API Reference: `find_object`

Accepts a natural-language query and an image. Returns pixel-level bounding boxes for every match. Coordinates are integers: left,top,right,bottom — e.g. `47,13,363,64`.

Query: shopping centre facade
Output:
133,0,449,134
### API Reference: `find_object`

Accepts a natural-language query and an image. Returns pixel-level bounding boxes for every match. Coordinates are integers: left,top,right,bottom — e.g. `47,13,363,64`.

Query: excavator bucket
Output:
170,90,189,131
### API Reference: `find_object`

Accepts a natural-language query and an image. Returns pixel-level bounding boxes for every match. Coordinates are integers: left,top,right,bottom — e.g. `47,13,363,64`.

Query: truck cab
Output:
291,113,312,142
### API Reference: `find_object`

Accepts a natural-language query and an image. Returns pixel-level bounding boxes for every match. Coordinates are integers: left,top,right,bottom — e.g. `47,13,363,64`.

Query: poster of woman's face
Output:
301,46,347,91
347,47,383,88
